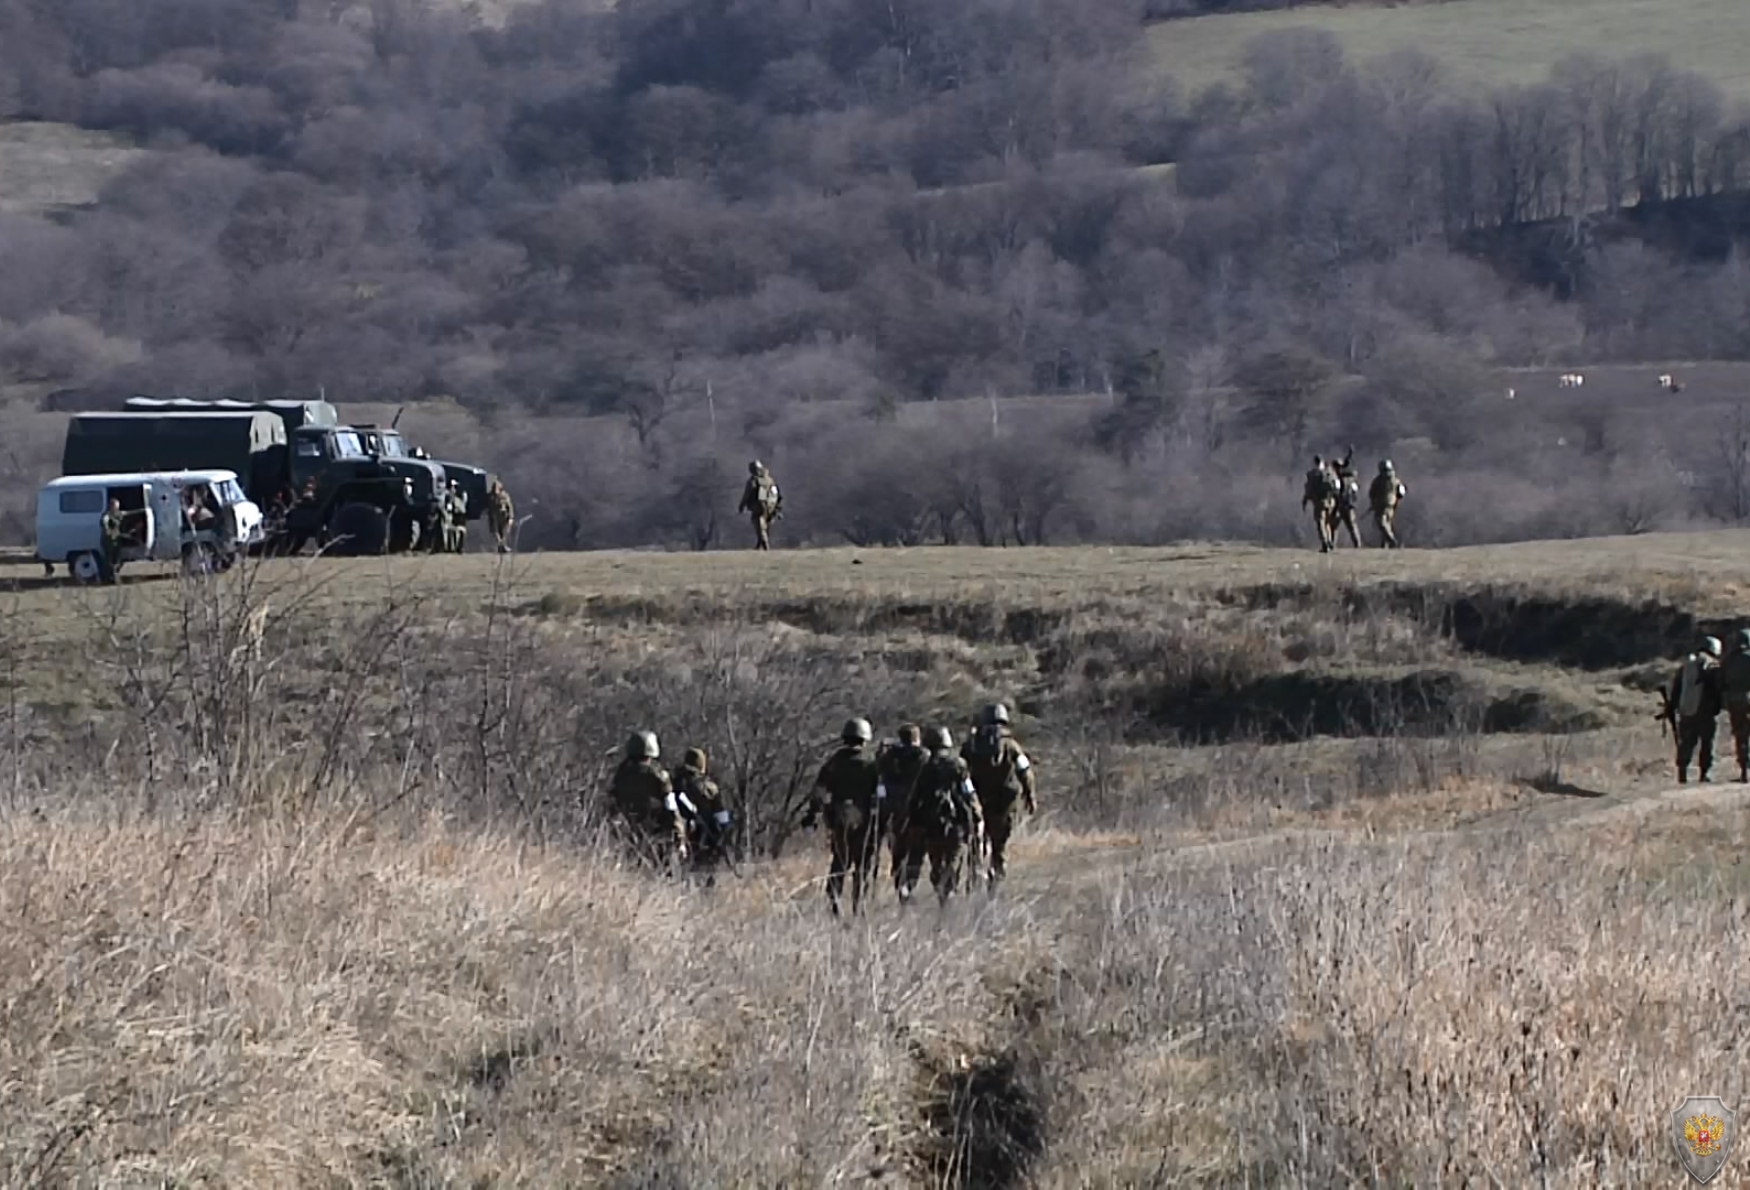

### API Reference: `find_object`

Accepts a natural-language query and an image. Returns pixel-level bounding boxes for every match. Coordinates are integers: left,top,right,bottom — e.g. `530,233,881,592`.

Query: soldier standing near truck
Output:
487,480,515,553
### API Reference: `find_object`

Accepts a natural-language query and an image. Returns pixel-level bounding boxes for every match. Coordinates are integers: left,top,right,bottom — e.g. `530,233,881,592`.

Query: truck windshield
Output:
376,434,408,457
332,431,366,457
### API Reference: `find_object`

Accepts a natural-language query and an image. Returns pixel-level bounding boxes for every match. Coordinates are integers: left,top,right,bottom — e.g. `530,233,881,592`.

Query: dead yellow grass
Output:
3,787,1747,1185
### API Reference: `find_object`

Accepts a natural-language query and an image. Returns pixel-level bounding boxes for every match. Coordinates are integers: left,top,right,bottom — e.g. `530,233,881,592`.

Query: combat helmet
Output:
980,702,1010,727
1379,459,1394,474
1703,636,1723,658
626,730,660,760
842,717,873,744
749,460,763,475
928,725,955,751
683,746,708,773
1737,628,1750,652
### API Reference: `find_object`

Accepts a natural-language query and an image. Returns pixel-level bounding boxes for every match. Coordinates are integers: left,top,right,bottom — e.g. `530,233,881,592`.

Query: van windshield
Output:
216,478,245,504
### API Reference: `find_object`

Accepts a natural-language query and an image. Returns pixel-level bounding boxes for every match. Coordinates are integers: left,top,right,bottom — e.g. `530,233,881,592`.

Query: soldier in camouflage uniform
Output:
875,724,930,891
1667,636,1725,784
737,460,782,551
1331,446,1362,549
1368,460,1407,549
802,717,882,916
1301,456,1338,553
673,746,734,880
605,730,689,869
487,480,515,554
99,498,126,580
895,726,982,907
1722,630,1750,784
961,702,1036,890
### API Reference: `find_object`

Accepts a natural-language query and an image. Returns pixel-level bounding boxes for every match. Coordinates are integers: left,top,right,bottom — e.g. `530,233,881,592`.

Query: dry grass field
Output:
0,122,149,218
1,531,1748,1184
1148,0,1750,98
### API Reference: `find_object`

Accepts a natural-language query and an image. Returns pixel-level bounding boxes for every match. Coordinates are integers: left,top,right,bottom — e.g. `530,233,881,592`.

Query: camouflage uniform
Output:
673,747,734,879
98,501,125,579
896,726,983,907
1723,630,1750,783
875,725,930,891
1368,460,1407,549
1668,638,1725,784
1331,447,1362,549
804,719,882,916
1301,457,1338,553
961,703,1036,889
606,731,689,868
737,460,782,551
487,481,515,554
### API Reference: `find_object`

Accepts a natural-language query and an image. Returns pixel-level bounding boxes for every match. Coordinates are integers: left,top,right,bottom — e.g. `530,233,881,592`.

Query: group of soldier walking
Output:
603,703,1037,913
1302,447,1408,552
1661,631,1750,784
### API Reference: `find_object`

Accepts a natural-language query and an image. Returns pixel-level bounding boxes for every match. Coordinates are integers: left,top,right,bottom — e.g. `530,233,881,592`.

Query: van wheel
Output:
326,502,390,556
69,552,105,584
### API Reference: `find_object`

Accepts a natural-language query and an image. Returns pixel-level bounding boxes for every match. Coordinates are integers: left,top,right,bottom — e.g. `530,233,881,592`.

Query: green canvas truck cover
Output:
63,412,288,494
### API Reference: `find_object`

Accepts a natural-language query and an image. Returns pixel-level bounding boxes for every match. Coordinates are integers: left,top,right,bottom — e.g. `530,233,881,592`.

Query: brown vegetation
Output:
4,4,1750,554
0,538,1742,1181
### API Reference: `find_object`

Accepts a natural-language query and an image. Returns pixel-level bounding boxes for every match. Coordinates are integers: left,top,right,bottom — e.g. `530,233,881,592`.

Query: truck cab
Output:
353,424,489,521
36,469,264,583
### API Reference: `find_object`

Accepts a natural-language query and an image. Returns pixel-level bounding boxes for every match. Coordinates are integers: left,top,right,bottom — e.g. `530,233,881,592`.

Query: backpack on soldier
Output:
917,755,970,838
758,476,781,518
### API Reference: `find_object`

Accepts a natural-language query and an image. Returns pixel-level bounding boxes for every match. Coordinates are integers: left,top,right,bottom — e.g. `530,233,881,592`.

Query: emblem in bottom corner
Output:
1673,1096,1737,1184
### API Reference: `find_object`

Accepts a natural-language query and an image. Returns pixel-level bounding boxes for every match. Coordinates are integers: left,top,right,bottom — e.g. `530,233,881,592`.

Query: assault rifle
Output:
1654,684,1677,738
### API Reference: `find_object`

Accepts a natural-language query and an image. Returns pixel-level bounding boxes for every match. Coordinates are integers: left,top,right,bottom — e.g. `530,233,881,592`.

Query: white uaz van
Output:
36,469,264,583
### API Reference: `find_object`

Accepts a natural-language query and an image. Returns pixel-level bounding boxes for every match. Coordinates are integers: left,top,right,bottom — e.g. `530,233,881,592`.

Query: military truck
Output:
125,397,490,522
62,409,447,556
352,424,490,521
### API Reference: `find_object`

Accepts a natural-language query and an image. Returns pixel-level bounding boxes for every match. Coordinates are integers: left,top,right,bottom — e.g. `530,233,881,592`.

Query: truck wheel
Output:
70,552,104,584
326,502,390,556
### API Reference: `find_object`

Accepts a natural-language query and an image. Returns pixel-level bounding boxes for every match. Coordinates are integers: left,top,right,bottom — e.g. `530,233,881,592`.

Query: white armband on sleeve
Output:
677,793,697,816
714,810,731,826
1014,752,1030,772
961,778,975,796
663,793,678,813
876,782,887,801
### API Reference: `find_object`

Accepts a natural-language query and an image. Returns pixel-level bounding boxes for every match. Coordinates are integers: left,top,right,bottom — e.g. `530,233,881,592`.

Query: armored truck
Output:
61,410,447,556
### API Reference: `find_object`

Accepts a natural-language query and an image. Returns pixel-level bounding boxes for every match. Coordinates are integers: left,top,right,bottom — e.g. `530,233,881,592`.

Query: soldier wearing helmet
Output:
737,459,783,551
1330,445,1361,549
961,702,1036,890
1667,636,1725,784
1368,459,1407,549
802,717,881,916
606,730,689,868
1301,455,1338,553
876,723,930,890
674,746,734,880
895,725,983,907
1721,630,1750,783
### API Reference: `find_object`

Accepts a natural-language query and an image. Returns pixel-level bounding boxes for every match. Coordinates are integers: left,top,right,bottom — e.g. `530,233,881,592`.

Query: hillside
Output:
1149,0,1750,98
1,534,1746,1183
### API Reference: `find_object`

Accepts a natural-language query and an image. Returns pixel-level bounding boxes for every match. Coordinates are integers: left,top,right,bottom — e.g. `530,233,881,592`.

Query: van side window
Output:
58,489,104,514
